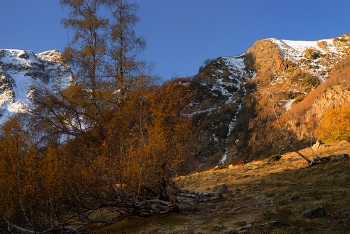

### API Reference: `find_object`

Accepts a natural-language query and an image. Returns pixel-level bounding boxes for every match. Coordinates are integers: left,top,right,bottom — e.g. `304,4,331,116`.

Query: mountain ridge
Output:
0,49,72,124
1,34,350,233
188,33,350,167
0,34,349,166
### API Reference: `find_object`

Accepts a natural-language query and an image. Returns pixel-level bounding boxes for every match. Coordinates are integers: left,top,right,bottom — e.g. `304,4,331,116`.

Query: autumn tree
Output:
246,87,314,165
0,117,80,233
316,104,350,143
0,117,38,229
0,1,221,232
29,0,147,144
53,0,145,135
33,0,148,196
123,81,194,194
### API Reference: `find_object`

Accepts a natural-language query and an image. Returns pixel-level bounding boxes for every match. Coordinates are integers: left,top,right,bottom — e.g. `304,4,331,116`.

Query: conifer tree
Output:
58,0,146,133
0,1,220,231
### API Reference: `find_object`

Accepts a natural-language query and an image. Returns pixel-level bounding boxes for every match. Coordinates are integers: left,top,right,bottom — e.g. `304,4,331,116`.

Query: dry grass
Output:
91,142,350,233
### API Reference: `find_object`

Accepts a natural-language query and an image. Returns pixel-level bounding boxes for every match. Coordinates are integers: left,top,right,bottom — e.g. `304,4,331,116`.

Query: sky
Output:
0,0,349,80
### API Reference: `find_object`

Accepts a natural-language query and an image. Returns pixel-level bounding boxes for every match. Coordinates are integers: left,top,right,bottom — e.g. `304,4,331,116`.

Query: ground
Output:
91,141,350,234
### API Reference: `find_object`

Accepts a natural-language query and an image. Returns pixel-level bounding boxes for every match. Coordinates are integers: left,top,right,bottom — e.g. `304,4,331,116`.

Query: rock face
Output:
2,34,350,167
189,34,350,167
188,55,252,168
0,49,72,124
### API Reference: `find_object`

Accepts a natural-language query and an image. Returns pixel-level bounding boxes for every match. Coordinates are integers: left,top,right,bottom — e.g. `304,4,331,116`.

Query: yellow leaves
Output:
0,76,194,226
85,46,93,55
316,104,350,143
97,45,105,54
41,145,66,188
143,81,193,170
0,117,40,217
0,118,71,221
60,0,84,7
61,46,75,64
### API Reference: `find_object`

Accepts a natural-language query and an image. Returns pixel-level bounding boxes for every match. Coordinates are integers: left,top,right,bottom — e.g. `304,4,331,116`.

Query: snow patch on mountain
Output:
189,35,350,167
0,49,72,125
269,37,345,82
192,55,249,165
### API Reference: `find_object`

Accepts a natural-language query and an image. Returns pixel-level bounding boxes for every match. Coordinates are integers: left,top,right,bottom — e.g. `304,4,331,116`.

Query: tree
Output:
0,0,226,231
247,88,315,165
316,104,350,143
1,1,221,232
0,117,37,228
0,117,76,233
58,0,146,132
33,0,148,166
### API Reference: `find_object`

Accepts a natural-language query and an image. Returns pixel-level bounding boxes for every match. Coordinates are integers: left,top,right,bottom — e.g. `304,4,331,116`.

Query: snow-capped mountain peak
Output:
190,34,350,166
0,49,72,125
268,36,349,81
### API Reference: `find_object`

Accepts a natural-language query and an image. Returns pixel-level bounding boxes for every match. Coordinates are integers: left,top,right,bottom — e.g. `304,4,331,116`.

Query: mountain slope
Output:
189,33,350,167
91,142,350,234
0,49,72,124
1,34,349,167
188,55,251,166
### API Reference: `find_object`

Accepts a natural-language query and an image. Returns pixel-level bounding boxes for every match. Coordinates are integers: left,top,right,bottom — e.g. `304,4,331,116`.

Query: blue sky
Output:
0,0,349,80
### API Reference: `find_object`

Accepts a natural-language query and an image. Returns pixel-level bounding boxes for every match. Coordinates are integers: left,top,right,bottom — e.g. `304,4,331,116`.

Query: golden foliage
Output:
316,104,350,143
0,1,194,231
0,118,37,218
288,57,350,122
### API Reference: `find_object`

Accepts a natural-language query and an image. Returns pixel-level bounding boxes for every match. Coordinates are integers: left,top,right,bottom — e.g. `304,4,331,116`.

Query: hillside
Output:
188,33,350,168
87,34,350,233
1,34,350,233
0,35,349,167
91,142,350,233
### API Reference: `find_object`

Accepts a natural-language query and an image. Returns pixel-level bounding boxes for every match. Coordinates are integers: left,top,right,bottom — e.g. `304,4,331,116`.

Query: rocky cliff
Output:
0,49,72,124
1,34,350,168
189,33,350,168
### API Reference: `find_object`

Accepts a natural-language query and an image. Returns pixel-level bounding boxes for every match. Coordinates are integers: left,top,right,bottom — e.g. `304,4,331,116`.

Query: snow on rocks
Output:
195,55,248,165
0,49,72,125
269,37,346,82
284,98,295,111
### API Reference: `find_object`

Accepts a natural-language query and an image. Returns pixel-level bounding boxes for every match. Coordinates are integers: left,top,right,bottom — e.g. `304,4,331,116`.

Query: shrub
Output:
244,52,256,72
316,104,350,143
302,74,320,87
265,154,282,162
304,48,320,60
292,72,320,88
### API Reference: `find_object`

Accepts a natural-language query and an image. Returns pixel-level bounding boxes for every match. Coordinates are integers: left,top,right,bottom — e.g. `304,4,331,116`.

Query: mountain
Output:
0,49,72,124
1,35,350,233
0,34,349,168
188,33,350,168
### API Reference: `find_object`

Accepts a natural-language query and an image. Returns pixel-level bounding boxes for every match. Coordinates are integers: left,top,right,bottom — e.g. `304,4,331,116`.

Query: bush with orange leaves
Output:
316,104,350,143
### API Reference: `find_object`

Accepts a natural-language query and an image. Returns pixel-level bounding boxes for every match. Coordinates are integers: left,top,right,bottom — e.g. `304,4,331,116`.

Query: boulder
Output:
329,154,349,162
216,184,229,194
301,206,325,218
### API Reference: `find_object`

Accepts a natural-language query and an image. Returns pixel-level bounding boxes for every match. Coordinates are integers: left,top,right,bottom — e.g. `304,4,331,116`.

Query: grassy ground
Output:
90,141,350,233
